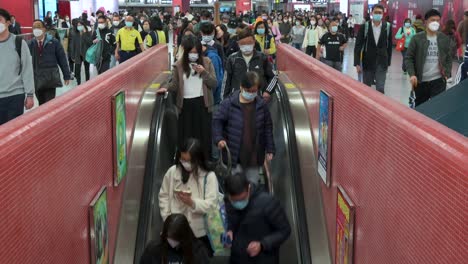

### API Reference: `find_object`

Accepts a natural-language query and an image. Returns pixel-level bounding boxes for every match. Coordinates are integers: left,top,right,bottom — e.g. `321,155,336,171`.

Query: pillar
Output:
173,0,190,15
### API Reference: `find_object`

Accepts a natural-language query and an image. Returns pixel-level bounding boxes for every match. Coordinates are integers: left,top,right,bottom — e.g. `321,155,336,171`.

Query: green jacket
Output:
404,31,452,81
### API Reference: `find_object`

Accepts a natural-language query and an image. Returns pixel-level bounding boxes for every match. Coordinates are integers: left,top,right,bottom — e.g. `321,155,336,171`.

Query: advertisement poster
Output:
336,186,356,264
112,91,127,186
89,187,109,264
318,90,333,187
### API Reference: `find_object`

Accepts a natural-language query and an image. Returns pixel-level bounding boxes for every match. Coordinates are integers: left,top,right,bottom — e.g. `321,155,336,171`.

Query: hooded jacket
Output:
225,185,291,264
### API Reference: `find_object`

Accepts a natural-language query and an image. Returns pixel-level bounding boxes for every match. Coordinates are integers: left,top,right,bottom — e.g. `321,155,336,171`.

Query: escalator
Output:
115,78,330,263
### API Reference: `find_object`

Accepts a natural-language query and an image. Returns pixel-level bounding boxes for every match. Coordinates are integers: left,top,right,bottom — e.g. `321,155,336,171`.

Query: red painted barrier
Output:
0,46,169,263
277,45,468,263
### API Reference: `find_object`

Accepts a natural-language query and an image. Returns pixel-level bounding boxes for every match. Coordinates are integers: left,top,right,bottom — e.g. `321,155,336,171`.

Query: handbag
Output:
35,68,63,91
85,28,103,66
203,173,230,256
213,145,232,192
396,29,406,52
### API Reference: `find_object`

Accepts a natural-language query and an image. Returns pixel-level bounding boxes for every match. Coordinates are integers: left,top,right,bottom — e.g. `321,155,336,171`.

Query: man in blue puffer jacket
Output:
213,71,275,185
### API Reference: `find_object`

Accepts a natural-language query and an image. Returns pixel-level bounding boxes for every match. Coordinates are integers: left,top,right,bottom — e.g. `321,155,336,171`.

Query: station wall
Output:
277,44,467,264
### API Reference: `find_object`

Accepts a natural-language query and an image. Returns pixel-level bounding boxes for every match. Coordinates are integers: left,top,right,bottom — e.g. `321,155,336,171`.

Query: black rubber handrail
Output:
134,93,167,263
275,83,313,264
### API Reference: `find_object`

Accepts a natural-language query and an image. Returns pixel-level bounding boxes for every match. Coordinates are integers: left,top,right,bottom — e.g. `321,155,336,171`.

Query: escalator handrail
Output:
134,93,168,262
274,83,313,264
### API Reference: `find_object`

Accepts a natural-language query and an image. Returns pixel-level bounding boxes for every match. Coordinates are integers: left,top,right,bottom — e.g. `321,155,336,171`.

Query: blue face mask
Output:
373,14,383,22
232,199,249,210
241,90,257,101
77,25,84,32
405,22,411,28
257,28,265,35
125,21,133,28
331,26,338,33
201,20,210,24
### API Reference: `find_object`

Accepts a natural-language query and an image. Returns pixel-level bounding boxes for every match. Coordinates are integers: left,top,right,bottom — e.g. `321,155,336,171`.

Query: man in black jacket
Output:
222,28,277,101
8,15,21,35
354,4,392,94
225,172,291,264
93,15,116,74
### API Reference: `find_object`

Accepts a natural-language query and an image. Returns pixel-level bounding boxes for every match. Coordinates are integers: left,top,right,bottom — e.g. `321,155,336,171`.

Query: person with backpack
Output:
222,28,277,102
28,19,71,105
224,171,291,264
92,16,116,74
254,21,277,59
145,16,167,48
354,4,393,94
395,18,417,74
158,138,219,257
213,72,275,186
200,22,225,66
0,9,34,125
405,9,452,106
316,20,347,71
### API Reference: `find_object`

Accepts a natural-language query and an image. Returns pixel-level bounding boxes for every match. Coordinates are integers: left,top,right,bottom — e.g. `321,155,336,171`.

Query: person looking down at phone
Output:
158,34,217,158
158,138,219,257
224,171,291,264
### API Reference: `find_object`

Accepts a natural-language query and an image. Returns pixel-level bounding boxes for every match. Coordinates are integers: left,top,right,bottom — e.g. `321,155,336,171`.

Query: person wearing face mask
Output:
290,17,305,50
279,16,292,43
214,72,275,186
354,4,393,94
8,15,21,35
140,19,150,42
395,18,416,74
92,16,116,74
317,18,328,39
302,17,319,57
200,22,225,66
158,35,217,157
215,24,230,54
405,9,452,106
0,9,35,124
267,18,281,45
28,20,71,105
316,20,347,71
158,139,219,257
223,171,290,264
222,29,277,101
347,14,356,39
194,10,212,34
115,16,145,63
60,16,71,29
254,21,277,58
68,20,92,85
141,214,211,264
221,14,230,27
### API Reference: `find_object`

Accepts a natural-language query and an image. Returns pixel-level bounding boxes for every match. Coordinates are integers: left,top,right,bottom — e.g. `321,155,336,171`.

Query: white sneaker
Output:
447,77,453,83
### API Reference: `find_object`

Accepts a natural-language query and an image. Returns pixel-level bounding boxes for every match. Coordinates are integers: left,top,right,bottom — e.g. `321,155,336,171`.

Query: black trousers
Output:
178,97,212,158
198,236,214,257
36,88,56,105
415,77,446,107
0,94,24,125
98,59,111,74
305,45,317,58
118,50,138,64
75,56,90,85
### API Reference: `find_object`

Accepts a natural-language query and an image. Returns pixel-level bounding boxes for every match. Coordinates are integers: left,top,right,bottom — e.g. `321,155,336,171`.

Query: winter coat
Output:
226,185,291,264
158,165,219,238
68,29,92,63
222,50,277,99
255,34,276,55
212,91,275,167
204,46,224,105
395,26,417,48
405,31,452,81
140,239,210,264
167,56,217,113
28,34,71,90
92,27,116,61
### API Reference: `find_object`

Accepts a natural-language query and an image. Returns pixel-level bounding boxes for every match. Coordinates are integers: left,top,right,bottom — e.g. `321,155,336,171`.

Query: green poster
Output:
114,91,127,186
90,188,109,264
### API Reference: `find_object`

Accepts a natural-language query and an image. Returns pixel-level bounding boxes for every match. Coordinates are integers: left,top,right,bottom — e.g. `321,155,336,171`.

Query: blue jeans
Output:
0,94,25,125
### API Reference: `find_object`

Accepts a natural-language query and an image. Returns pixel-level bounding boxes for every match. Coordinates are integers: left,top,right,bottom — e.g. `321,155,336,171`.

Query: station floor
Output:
31,35,459,110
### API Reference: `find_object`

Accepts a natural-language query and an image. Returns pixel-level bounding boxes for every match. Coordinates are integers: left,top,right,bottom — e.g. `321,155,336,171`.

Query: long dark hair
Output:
443,19,456,35
160,214,196,264
181,35,204,78
176,138,208,183
216,24,230,46
254,20,270,36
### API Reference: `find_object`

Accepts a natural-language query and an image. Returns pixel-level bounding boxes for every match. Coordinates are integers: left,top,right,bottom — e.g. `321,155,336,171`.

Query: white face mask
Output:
33,29,44,37
239,44,254,55
167,238,180,248
181,160,193,171
0,23,6,34
188,53,199,62
98,23,106,29
428,21,440,32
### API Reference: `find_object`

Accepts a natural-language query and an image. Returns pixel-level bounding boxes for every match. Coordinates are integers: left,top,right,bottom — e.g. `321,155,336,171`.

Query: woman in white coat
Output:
159,138,219,256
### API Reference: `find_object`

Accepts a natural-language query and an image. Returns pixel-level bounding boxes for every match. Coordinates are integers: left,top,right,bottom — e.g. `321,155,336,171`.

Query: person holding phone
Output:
158,34,217,158
159,138,219,257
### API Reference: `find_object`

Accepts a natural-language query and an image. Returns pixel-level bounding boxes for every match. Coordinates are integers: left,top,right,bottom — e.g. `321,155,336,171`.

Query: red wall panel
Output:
0,45,169,263
277,45,468,263
0,0,34,33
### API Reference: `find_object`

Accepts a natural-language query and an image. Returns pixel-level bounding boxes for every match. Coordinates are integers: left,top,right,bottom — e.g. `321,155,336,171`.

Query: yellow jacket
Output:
255,34,277,55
